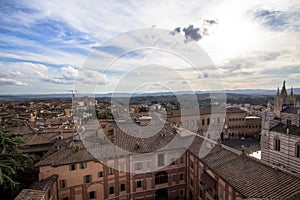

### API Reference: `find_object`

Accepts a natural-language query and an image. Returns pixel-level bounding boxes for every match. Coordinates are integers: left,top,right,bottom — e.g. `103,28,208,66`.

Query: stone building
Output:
261,81,300,175
16,120,300,200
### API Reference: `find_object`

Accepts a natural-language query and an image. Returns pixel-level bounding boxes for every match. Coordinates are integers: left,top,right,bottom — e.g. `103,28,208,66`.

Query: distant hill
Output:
0,88,299,103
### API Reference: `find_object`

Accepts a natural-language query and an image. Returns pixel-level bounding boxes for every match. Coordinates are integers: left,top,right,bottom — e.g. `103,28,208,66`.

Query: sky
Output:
0,0,300,94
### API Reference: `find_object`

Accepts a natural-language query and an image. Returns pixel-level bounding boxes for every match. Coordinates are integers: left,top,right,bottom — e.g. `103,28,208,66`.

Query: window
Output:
69,163,76,171
185,121,188,128
88,191,96,199
146,160,151,169
84,175,91,183
155,171,168,185
217,117,220,124
62,197,69,200
296,143,300,158
180,156,184,164
98,171,103,177
202,119,205,126
207,118,210,125
172,174,177,182
158,154,165,167
212,118,215,124
136,180,142,188
120,183,125,191
119,163,125,172
60,180,67,189
80,162,87,169
179,189,184,196
109,186,114,194
108,167,114,175
191,120,194,127
219,187,225,200
135,162,143,170
179,173,184,180
274,138,280,151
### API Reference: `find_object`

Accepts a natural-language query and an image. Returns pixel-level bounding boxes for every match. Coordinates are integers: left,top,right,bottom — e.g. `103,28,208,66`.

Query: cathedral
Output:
273,81,297,117
261,81,300,175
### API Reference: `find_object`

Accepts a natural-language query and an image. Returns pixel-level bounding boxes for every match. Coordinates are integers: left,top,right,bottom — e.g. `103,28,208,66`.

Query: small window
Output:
135,162,143,171
80,162,87,169
179,173,184,180
120,183,125,191
179,189,184,196
207,118,210,125
60,180,67,189
84,175,91,183
136,180,142,188
88,191,96,199
98,171,103,177
172,174,177,182
179,156,184,164
62,197,69,200
158,154,164,167
69,164,76,171
202,119,205,126
296,143,300,158
108,167,114,175
274,138,280,151
109,186,114,194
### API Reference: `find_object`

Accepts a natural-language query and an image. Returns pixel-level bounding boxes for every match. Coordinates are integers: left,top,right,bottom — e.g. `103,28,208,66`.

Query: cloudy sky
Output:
0,0,299,94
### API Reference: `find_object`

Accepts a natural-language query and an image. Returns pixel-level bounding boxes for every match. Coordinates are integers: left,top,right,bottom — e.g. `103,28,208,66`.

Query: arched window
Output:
274,137,280,151
191,120,194,128
155,171,168,185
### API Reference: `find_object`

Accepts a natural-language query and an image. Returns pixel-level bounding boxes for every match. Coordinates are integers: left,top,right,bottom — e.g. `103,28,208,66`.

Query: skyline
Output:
1,0,300,94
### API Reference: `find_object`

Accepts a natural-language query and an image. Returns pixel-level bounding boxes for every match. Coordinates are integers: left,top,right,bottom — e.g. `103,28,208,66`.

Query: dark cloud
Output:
169,27,181,35
183,25,202,42
254,9,300,31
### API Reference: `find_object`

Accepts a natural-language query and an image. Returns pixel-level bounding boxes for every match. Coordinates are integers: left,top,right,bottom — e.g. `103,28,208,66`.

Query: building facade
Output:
261,81,300,175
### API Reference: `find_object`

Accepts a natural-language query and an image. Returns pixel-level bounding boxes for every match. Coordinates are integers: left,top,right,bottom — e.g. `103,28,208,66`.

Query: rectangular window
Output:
108,167,114,175
202,119,205,126
219,187,225,200
136,180,142,188
179,189,184,196
172,174,177,182
120,183,125,191
275,138,280,151
62,197,69,200
109,186,114,194
217,117,220,124
207,118,210,125
296,144,300,158
119,163,125,172
60,180,67,189
179,173,184,180
69,163,76,171
158,154,165,167
80,162,87,169
180,156,184,164
98,171,103,177
135,162,143,170
88,191,96,199
146,160,151,169
190,161,194,169
84,175,91,183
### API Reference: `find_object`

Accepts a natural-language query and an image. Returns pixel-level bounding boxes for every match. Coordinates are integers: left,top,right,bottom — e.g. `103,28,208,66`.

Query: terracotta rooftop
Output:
189,137,300,199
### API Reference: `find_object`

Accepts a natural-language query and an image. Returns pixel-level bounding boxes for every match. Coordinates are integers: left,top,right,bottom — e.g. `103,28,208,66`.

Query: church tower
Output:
274,81,296,117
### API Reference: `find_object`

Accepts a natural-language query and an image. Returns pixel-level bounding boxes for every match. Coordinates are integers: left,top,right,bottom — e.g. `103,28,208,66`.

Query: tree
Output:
0,131,35,191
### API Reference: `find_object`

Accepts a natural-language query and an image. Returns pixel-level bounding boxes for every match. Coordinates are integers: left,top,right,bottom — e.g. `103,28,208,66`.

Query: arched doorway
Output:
155,189,168,200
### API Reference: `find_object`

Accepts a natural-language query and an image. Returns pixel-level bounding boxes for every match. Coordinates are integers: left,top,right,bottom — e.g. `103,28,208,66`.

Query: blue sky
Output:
0,0,299,94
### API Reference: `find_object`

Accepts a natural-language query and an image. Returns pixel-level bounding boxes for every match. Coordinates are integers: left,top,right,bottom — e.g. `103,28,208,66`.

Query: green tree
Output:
0,131,35,190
